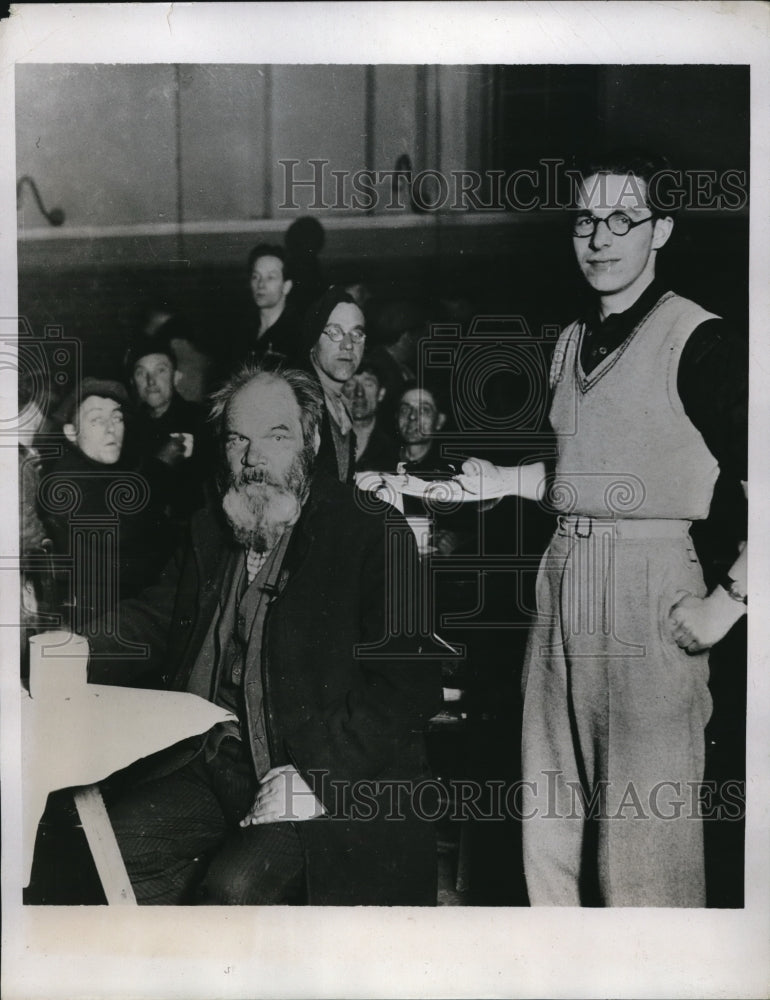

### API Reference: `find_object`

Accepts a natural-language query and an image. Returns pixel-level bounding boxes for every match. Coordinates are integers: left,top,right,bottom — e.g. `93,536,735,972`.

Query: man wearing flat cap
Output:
43,377,169,628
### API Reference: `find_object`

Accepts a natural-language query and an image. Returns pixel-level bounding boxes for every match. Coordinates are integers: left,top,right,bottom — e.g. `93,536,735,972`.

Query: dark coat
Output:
89,473,442,905
355,422,400,474
228,305,303,371
123,392,213,524
43,444,170,622
317,404,356,484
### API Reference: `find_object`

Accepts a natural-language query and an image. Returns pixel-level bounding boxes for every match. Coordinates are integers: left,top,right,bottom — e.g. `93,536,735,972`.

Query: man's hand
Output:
156,435,187,467
455,458,507,497
434,529,460,556
239,764,325,826
669,587,746,654
455,458,546,502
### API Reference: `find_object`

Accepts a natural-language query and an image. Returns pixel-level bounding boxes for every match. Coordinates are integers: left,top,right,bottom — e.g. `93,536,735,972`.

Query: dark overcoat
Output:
89,473,442,905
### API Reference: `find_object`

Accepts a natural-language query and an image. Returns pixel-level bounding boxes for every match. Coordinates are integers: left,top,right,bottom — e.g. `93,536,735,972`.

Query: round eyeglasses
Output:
322,324,366,344
572,211,654,238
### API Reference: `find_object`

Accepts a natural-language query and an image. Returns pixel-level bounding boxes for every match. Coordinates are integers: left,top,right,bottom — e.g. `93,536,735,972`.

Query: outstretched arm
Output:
456,457,547,503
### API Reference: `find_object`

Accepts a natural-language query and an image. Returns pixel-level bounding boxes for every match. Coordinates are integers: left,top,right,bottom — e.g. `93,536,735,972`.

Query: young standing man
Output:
459,150,747,906
237,244,300,365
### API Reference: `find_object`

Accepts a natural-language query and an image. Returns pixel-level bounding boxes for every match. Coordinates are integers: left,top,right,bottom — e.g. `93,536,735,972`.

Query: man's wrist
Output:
717,571,747,606
710,580,747,625
502,466,521,493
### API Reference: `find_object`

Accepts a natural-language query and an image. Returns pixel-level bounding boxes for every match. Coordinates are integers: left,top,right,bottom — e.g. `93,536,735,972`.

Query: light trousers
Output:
521,522,712,907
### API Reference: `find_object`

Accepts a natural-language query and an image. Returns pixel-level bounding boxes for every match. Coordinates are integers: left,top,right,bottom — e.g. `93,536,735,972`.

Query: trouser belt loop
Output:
558,515,692,539
558,514,593,537
574,515,593,537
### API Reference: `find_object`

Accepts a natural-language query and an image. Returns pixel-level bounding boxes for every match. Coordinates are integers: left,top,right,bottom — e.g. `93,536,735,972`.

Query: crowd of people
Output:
19,147,747,908
20,231,478,638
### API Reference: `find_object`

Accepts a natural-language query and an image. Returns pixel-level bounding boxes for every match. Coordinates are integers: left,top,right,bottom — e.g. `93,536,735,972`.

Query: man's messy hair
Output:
571,146,677,217
209,362,324,453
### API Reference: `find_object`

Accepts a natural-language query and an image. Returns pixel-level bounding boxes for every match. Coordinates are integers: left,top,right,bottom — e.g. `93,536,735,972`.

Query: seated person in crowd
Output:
43,378,169,628
342,354,398,473
88,364,441,906
395,382,475,557
342,278,372,312
297,287,366,483
397,383,449,473
365,298,428,402
125,337,212,532
231,244,301,368
18,366,50,559
151,314,212,404
135,300,213,404
18,365,56,658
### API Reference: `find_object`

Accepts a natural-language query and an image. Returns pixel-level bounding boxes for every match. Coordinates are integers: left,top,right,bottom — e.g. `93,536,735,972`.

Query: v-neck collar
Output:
574,288,675,393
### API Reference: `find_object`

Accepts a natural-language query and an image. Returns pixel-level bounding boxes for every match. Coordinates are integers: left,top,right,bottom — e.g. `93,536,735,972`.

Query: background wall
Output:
16,63,749,383
16,63,484,235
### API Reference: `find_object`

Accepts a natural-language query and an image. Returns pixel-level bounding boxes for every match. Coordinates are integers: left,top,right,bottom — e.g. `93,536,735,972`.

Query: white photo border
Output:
1,3,768,998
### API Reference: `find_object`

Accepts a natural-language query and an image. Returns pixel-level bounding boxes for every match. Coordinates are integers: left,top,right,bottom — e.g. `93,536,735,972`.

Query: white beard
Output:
221,483,301,552
220,453,310,552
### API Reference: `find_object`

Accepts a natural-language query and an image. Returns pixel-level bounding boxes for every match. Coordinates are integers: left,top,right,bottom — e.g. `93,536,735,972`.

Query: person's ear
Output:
313,427,321,455
63,422,77,444
283,279,293,298
377,387,386,404
173,368,182,389
436,413,447,431
651,215,674,251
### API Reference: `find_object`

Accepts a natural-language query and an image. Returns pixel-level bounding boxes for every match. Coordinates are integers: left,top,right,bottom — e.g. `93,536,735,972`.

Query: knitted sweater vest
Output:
548,291,719,519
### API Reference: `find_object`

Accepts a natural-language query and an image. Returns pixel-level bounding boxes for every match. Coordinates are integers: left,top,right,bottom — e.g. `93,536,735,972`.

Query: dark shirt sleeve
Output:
677,318,747,481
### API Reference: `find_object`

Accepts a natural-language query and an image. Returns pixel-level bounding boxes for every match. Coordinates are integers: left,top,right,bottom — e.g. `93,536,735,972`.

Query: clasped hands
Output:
240,764,325,827
156,433,194,467
669,587,745,655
